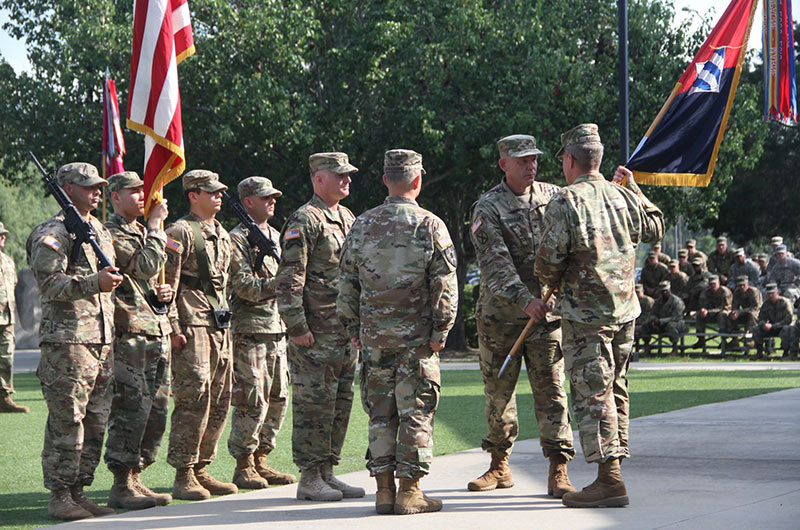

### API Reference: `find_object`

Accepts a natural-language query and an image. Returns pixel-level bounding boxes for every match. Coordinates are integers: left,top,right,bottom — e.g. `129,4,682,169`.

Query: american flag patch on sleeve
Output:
42,235,61,251
436,234,453,250
166,238,183,253
470,218,482,233
284,228,301,241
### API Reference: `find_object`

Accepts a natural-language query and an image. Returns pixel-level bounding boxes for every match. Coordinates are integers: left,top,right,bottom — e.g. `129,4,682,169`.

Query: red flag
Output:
763,0,798,125
102,74,126,178
127,0,195,214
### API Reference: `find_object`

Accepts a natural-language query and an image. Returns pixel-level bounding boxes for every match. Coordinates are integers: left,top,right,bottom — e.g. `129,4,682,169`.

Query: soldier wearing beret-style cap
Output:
535,124,664,508
468,133,575,499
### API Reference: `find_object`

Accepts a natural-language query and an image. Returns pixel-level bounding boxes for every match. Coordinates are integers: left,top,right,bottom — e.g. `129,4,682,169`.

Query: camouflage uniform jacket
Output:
767,257,800,291
534,172,665,326
0,251,16,326
338,196,458,347
689,269,713,292
655,253,671,266
26,211,115,344
647,293,685,325
668,270,689,298
699,286,732,312
767,251,794,274
728,260,760,288
277,193,354,337
469,178,560,326
164,213,232,333
732,286,762,314
758,296,793,326
229,222,285,335
707,249,737,278
688,249,708,266
105,213,170,336
635,294,654,326
678,259,694,278
640,262,669,292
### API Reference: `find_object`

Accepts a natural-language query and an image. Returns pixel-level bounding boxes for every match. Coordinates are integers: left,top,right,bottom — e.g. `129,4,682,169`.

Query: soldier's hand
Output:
731,310,739,320
524,298,551,322
763,322,773,332
350,336,361,350
291,331,315,347
147,199,169,230
98,266,123,292
612,165,634,186
429,340,446,352
171,333,187,350
699,308,708,318
156,283,173,303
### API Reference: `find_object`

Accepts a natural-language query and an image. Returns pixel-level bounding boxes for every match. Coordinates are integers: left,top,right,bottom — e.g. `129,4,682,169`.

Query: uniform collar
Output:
572,172,605,185
311,193,346,225
384,195,418,206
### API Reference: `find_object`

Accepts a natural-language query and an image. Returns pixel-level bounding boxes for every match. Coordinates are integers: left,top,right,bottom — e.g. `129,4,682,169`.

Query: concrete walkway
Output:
42,387,800,530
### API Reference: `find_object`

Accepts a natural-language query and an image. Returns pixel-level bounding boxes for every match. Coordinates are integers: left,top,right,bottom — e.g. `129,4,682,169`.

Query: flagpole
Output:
618,0,629,162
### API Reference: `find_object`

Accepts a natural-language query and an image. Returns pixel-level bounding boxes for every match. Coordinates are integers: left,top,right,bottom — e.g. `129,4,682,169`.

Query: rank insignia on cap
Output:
437,234,453,250
166,238,183,253
471,218,482,233
42,235,61,251
284,228,301,241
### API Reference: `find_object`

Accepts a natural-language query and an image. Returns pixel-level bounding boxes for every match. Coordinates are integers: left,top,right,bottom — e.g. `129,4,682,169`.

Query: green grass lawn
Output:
1,368,799,529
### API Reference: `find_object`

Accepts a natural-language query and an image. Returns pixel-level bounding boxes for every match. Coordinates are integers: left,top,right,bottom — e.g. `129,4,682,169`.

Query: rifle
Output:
223,191,280,272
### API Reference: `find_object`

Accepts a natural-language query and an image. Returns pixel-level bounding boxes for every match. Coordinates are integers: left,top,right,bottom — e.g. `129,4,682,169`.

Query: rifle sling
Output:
187,219,226,311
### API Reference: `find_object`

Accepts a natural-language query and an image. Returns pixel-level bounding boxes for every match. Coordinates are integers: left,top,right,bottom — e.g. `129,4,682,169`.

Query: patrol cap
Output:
238,176,282,200
669,259,679,267
771,236,783,245
735,275,749,286
57,162,107,187
653,242,662,249
309,152,358,175
107,171,144,194
384,149,425,179
497,134,543,158
691,256,704,265
686,239,697,247
734,247,745,257
766,282,779,293
183,169,228,193
678,249,688,257
708,274,720,283
0,222,8,235
716,236,727,245
555,123,602,158
776,244,788,253
756,253,768,261
658,280,671,291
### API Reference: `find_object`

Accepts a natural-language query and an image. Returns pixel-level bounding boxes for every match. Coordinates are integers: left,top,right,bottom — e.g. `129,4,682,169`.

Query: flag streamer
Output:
763,0,798,125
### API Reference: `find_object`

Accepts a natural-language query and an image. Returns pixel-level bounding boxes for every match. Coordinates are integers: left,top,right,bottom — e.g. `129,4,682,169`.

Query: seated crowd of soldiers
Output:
634,236,800,359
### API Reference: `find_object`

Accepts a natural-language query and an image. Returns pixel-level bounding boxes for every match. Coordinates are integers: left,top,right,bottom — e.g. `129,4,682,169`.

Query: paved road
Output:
40,387,800,530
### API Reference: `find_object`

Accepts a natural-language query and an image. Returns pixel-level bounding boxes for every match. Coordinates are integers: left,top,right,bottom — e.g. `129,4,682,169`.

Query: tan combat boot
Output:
172,466,211,501
131,466,172,505
0,394,29,413
233,454,269,489
547,454,576,498
562,458,629,508
296,466,343,501
48,487,93,521
70,485,115,516
254,447,297,484
108,468,157,510
467,453,514,491
195,464,238,495
394,477,442,515
320,461,365,498
374,471,396,515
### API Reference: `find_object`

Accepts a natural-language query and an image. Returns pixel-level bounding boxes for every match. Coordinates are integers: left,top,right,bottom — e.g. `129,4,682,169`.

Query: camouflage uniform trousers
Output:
167,325,232,469
104,331,171,471
561,319,634,464
37,342,113,490
288,332,356,471
228,332,289,459
752,325,793,353
719,312,758,335
0,324,14,396
360,343,441,479
695,309,726,335
640,321,687,344
476,318,574,460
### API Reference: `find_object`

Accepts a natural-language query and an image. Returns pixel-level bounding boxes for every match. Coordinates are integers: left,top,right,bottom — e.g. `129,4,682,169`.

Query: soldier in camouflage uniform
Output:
27,163,122,521
687,256,713,313
752,283,794,358
276,152,364,501
338,149,458,515
0,221,27,413
651,241,671,266
164,170,237,500
727,248,760,289
667,260,689,303
535,124,664,508
640,252,669,296
227,177,296,489
767,245,800,306
695,275,732,345
766,236,790,274
467,134,575,498
755,253,769,288
641,281,687,353
706,236,736,285
634,284,654,349
677,248,694,278
685,239,707,267
103,172,174,510
719,276,761,347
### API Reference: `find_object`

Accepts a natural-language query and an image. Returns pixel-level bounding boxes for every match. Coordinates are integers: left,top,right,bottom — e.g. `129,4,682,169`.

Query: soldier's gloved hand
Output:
99,266,123,292
291,331,315,347
524,298,551,322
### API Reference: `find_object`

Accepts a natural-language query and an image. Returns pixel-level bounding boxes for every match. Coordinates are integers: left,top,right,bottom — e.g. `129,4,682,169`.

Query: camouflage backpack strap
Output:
187,219,231,328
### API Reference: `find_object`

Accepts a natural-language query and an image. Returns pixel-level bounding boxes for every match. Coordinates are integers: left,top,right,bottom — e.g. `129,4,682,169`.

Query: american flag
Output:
126,0,195,214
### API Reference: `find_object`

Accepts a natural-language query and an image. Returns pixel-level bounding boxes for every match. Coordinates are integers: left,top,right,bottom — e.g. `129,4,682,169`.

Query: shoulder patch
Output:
471,218,482,233
166,238,183,253
284,228,301,241
437,234,453,251
42,235,61,251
